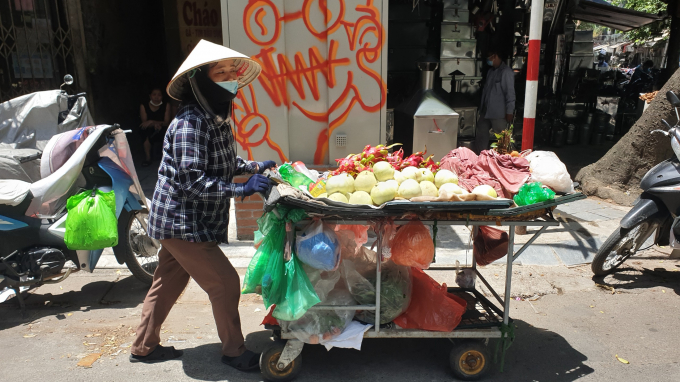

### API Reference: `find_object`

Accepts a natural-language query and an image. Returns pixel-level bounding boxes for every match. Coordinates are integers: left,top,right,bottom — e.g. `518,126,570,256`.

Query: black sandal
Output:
129,345,183,363
221,350,260,371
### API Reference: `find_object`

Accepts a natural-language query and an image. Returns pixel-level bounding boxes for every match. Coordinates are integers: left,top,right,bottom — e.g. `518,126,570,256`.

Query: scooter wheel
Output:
592,222,649,276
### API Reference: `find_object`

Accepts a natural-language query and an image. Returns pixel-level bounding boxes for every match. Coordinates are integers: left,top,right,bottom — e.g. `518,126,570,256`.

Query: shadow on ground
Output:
594,264,680,296
0,275,148,330
180,322,593,382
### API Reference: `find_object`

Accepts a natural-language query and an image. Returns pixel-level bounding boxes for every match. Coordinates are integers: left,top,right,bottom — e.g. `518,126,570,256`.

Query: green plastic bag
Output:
262,238,286,308
241,206,308,294
273,253,321,321
513,182,556,206
64,189,118,250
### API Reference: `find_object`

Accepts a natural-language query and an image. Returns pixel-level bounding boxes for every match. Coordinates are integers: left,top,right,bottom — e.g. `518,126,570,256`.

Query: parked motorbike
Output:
0,76,159,310
592,91,680,275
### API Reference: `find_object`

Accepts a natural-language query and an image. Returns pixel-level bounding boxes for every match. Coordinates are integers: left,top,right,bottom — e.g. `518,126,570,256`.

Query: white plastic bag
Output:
525,151,574,193
296,220,341,271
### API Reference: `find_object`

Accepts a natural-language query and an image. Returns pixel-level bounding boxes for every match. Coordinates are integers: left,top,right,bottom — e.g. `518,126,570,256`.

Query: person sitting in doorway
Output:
139,87,171,166
473,47,515,154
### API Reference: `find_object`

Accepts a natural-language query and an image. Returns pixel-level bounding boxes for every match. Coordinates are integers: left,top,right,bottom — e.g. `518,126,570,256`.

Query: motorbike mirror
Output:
60,74,74,92
666,91,680,107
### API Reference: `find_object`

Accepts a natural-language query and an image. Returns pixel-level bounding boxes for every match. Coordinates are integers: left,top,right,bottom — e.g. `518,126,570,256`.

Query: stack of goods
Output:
245,216,469,347
274,142,575,208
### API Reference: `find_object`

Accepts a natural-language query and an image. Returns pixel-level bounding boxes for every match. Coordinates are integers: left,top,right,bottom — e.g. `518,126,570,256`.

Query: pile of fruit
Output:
640,91,658,104
317,145,498,206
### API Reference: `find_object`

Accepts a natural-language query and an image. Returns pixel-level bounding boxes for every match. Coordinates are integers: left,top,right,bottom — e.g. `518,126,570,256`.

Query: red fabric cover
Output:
440,148,530,198
474,226,509,266
394,268,467,332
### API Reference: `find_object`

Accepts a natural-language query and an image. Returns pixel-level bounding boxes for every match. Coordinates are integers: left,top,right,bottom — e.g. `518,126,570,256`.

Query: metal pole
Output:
521,0,545,151
503,226,516,325
375,223,382,333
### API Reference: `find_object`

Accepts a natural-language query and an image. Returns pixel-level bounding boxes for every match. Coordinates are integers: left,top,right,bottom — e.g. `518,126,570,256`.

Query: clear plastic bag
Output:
455,260,476,289
390,220,434,269
296,220,341,271
278,289,356,344
341,251,412,325
304,264,342,302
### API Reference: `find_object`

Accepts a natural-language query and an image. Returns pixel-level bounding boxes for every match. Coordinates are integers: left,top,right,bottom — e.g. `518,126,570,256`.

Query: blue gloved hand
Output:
258,160,277,173
242,174,269,197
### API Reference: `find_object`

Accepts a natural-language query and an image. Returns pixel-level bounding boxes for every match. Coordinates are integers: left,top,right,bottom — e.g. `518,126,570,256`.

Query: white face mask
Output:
216,80,239,94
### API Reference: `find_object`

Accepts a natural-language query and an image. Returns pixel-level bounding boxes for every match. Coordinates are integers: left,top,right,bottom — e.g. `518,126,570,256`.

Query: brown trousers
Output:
131,238,246,357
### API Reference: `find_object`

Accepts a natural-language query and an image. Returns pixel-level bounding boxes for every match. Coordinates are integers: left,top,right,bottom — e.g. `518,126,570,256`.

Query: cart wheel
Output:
449,340,490,381
260,341,302,382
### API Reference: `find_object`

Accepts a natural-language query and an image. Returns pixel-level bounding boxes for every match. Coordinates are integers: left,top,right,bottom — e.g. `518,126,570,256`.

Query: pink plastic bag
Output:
391,220,434,269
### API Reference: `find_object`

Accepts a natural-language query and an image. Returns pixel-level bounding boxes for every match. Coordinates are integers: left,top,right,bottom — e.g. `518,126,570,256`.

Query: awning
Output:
571,0,664,32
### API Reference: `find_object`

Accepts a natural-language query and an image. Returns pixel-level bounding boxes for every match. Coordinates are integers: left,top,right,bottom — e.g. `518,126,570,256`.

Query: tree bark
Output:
575,67,680,205
663,0,680,85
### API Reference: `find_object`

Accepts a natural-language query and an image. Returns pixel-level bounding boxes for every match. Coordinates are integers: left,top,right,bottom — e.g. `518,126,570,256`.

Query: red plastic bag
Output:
261,305,278,326
473,226,509,266
391,220,434,269
394,268,467,332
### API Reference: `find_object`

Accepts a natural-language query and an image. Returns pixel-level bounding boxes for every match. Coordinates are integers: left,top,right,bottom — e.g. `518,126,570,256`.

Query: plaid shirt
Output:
148,103,263,243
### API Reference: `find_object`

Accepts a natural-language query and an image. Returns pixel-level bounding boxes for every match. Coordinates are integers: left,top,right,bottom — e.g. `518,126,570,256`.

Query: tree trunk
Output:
663,0,680,85
575,67,680,205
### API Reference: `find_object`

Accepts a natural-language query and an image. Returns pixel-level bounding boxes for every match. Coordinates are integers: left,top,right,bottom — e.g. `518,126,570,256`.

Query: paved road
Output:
1,248,679,381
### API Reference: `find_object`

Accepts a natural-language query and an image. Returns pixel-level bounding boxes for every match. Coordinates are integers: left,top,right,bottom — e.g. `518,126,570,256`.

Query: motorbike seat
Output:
0,179,31,206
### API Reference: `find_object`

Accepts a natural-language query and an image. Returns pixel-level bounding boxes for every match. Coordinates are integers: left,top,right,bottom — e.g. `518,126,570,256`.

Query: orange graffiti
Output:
239,0,386,164
231,84,288,163
254,8,268,36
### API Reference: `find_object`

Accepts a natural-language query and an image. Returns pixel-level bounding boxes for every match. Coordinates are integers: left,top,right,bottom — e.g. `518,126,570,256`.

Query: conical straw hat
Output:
167,39,262,101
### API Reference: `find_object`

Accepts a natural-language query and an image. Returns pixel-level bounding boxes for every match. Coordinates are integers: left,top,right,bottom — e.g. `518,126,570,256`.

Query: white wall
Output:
221,0,387,165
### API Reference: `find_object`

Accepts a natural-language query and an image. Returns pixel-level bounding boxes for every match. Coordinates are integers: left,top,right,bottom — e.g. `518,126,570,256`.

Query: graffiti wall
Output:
222,0,387,165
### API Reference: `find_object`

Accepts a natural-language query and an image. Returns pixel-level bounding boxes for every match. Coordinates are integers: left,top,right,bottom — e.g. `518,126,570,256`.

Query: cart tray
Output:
278,192,585,221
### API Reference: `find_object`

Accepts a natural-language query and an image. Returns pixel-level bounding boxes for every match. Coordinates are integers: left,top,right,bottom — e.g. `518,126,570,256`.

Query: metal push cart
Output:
259,193,586,381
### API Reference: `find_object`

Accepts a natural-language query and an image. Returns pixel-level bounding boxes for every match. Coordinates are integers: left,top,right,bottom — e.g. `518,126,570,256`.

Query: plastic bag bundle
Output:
278,289,356,344
242,206,308,294
525,151,574,193
64,189,118,250
394,268,467,332
513,182,556,206
341,251,412,324
272,253,321,321
390,220,434,269
296,220,341,271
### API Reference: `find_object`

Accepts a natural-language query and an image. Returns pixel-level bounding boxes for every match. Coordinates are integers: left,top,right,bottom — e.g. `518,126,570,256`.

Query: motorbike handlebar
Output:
102,124,120,136
662,119,673,130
